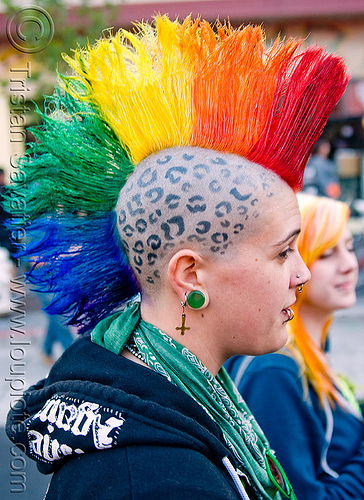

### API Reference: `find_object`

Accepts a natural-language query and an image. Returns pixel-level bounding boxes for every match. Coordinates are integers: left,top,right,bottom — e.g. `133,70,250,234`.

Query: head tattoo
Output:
6,16,349,332
116,147,283,288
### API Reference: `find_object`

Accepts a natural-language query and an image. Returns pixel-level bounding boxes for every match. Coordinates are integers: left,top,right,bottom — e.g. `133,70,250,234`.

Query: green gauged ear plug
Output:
186,290,206,309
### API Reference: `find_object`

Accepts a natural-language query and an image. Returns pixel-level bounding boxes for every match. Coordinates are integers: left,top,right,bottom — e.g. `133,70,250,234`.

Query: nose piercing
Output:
297,284,303,293
296,274,300,278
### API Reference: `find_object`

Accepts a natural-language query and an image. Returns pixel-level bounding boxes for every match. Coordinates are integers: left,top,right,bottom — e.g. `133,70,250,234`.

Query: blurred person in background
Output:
38,292,74,365
226,193,364,499
303,138,342,199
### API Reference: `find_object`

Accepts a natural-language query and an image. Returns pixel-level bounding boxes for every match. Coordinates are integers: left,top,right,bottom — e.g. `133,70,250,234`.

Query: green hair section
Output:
7,87,134,221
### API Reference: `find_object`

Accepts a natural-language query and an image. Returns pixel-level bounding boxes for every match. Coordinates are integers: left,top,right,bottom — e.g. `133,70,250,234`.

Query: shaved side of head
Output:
115,146,292,292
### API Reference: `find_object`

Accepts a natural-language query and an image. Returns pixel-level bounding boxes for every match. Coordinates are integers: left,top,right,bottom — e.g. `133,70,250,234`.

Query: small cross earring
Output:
175,295,190,335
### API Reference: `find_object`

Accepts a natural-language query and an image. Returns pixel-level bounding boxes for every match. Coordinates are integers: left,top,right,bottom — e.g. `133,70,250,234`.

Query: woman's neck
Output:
298,302,332,348
140,294,223,377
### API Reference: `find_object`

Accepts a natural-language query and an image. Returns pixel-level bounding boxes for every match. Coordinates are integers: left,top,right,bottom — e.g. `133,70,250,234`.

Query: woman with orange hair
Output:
226,193,364,498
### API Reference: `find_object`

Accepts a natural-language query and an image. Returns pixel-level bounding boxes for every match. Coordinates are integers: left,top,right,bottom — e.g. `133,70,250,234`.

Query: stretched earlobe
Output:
186,290,206,309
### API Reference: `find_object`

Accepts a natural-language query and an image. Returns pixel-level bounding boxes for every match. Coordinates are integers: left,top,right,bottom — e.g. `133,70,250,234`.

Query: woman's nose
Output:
294,254,311,287
339,248,359,274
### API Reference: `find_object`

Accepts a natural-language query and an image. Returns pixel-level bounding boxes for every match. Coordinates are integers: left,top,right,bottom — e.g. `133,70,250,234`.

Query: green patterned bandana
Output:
92,296,292,499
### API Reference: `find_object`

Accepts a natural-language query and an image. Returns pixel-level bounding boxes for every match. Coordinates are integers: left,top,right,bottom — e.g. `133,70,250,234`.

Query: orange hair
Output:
287,193,350,407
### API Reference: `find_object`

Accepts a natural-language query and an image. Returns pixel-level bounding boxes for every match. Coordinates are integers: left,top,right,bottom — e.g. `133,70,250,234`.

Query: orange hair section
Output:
191,26,300,156
288,193,350,406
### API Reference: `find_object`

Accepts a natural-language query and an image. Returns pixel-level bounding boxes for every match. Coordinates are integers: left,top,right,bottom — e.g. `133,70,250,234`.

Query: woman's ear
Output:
168,250,209,308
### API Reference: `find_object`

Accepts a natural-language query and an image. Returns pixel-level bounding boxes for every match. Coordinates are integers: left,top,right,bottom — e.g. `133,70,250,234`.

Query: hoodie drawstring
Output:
222,456,251,500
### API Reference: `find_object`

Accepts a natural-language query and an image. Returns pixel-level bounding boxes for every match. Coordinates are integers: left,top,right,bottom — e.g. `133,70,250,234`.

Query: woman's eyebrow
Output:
273,228,301,247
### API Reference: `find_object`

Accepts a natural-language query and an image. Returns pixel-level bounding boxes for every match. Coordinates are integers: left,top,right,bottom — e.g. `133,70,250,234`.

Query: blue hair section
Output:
4,86,140,333
22,211,138,333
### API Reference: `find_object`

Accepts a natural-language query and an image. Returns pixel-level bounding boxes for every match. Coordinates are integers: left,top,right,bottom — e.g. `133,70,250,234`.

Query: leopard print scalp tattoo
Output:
115,146,278,287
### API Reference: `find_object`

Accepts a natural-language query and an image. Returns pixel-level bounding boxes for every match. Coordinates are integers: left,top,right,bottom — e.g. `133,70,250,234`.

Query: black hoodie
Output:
6,336,255,499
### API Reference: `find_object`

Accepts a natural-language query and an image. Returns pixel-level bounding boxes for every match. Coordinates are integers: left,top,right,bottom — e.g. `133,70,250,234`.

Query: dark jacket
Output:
225,353,364,500
6,336,253,499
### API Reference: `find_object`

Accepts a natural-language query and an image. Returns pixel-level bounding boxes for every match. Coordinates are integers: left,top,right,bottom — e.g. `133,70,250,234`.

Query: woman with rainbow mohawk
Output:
6,15,348,499
226,194,363,498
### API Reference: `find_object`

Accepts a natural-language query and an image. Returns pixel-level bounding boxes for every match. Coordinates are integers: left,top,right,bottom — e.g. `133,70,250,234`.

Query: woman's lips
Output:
335,281,356,292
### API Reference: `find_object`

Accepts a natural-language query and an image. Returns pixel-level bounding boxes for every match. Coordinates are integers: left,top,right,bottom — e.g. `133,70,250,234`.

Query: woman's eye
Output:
279,248,293,259
319,250,334,259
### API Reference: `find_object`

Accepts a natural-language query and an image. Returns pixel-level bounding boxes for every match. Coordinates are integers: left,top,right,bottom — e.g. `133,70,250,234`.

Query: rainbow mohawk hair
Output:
62,16,348,190
7,16,349,332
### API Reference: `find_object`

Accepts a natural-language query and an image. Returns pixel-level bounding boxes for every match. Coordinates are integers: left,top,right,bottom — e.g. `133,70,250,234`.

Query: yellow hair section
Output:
287,193,350,407
63,16,194,163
